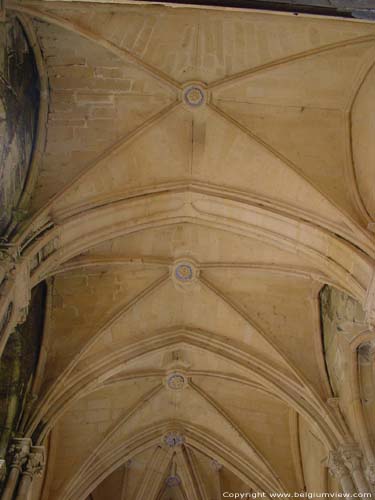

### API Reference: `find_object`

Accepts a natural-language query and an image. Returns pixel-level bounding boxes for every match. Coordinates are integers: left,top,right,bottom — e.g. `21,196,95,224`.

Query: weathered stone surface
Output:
0,17,39,234
0,283,46,493
0,3,374,499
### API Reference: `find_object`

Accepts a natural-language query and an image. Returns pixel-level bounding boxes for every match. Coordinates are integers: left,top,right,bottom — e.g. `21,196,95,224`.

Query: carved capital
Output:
8,438,32,472
328,451,349,479
340,446,363,473
22,446,45,478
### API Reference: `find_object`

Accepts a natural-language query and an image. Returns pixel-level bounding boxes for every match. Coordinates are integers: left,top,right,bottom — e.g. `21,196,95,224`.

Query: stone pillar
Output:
2,438,31,500
15,446,45,500
341,447,372,496
328,451,356,496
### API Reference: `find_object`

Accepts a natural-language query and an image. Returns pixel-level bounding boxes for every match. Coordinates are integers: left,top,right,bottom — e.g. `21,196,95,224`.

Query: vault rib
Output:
344,112,373,224
8,15,49,239
134,446,173,500
190,381,286,492
44,182,374,257
182,447,209,500
50,258,329,287
199,262,328,282
345,50,375,223
1,5,375,499
199,273,309,383
198,274,349,433
8,3,182,91
28,330,343,453
35,99,181,221
51,256,172,276
289,409,306,492
208,101,372,238
29,202,369,304
119,463,129,500
24,272,170,437
208,36,375,91
174,448,201,500
60,384,164,500
64,420,280,500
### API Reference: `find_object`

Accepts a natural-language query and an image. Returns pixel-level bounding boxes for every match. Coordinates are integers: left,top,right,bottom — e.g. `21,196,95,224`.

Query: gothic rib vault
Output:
1,1,375,499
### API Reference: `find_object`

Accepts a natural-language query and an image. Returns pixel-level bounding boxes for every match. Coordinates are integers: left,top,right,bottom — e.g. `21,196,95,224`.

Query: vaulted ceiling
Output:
2,1,375,499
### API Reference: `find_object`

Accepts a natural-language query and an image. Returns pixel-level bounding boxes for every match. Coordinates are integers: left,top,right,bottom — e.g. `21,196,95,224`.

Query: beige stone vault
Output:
1,0,375,498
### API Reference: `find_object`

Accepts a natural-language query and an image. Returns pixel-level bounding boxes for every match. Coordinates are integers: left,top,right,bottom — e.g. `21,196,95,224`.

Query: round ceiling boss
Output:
166,372,188,391
183,84,206,108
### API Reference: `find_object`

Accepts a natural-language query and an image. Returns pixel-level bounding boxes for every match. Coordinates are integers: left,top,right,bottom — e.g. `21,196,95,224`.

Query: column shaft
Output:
2,467,21,500
15,473,32,500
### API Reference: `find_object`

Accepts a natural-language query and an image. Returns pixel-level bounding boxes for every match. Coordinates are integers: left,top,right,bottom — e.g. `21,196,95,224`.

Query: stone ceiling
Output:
2,1,375,498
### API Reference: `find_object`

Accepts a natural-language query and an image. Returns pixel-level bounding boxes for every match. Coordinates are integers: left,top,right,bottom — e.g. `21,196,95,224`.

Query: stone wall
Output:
320,285,366,396
0,16,39,234
0,282,46,488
